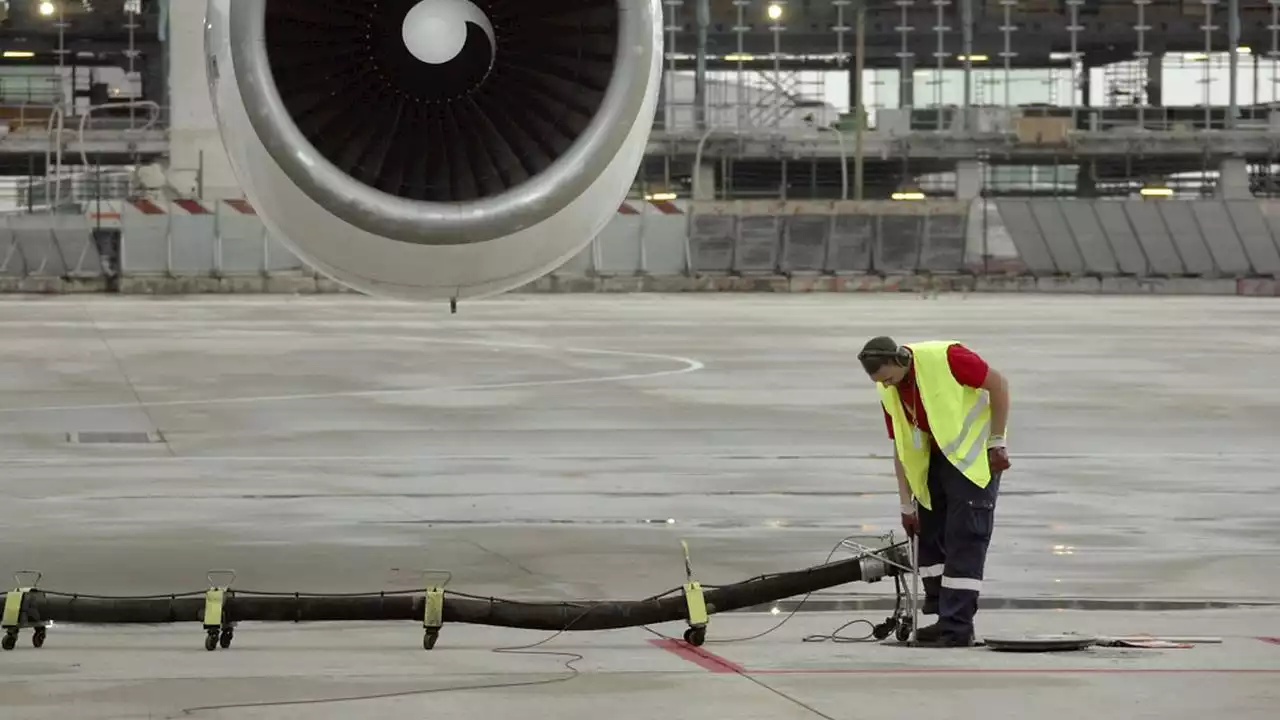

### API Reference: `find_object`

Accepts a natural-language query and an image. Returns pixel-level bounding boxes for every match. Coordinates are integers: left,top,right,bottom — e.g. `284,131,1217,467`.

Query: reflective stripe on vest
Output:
940,390,990,473
878,340,993,510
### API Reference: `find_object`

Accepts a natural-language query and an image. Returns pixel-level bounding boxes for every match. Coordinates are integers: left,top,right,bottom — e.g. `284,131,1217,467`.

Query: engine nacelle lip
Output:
228,0,655,247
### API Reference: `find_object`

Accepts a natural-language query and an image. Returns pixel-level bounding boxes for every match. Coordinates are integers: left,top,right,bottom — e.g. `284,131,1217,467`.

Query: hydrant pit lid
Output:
984,634,1098,652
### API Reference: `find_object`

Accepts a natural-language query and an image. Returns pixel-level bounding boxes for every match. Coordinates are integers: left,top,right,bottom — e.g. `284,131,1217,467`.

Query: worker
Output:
856,336,1011,647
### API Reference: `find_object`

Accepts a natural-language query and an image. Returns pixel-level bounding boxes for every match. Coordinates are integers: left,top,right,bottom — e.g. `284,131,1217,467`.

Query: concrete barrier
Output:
1,196,1278,297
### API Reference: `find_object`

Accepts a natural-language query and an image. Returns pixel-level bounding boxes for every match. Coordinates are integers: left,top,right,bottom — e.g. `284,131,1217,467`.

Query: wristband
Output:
900,503,916,515
987,435,1006,450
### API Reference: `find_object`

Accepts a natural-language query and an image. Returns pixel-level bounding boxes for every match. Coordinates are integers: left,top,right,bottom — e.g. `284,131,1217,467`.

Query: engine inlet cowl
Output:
228,0,655,246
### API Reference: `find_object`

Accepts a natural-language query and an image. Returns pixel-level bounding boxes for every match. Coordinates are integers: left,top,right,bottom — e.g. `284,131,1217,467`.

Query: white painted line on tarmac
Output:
0,333,705,414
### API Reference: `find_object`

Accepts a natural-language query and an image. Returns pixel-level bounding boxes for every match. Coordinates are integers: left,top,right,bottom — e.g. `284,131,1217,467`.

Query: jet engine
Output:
205,0,662,301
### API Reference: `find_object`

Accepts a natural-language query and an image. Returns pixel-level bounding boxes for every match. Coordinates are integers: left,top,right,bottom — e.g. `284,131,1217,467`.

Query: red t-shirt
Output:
883,343,989,441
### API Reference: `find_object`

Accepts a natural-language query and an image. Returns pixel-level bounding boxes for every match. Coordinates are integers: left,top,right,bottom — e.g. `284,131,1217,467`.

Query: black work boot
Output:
922,596,938,615
913,622,945,643
912,622,974,647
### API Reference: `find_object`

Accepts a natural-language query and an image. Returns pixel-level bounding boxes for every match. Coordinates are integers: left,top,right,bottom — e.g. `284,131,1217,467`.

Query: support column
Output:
166,0,238,199
899,57,915,110
694,0,709,129
1229,0,1240,127
692,161,717,200
1076,160,1097,198
143,50,167,112
1146,52,1163,106
1080,61,1092,107
849,68,860,117
1217,158,1252,199
955,159,982,200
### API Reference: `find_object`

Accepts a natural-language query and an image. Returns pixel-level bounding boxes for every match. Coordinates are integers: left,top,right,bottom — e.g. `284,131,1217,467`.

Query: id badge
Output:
912,427,923,449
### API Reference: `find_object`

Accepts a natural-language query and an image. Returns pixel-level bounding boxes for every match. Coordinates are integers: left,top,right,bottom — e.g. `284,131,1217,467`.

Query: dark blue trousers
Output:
917,445,1000,637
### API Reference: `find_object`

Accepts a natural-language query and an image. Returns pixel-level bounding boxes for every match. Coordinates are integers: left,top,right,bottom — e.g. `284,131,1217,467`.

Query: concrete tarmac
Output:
0,293,1277,718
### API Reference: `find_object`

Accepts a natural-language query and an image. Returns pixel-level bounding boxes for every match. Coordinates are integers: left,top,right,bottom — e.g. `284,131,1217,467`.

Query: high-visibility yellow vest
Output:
878,340,993,511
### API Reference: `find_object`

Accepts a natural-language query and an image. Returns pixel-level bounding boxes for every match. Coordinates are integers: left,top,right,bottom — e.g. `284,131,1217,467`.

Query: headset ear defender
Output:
857,339,911,372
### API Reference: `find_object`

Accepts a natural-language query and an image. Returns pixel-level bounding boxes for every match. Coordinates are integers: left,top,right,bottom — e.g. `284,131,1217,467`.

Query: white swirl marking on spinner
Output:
402,0,496,66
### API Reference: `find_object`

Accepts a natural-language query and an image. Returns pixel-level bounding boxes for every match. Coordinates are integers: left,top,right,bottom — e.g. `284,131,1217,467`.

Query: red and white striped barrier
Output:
618,199,686,216
86,198,258,227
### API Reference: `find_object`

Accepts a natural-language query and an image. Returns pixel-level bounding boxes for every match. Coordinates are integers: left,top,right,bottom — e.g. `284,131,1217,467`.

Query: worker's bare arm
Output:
981,367,1010,438
893,451,912,508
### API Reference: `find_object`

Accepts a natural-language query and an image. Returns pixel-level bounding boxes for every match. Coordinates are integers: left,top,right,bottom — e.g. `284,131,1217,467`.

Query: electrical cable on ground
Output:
631,534,912,720
176,604,603,717
172,550,893,718
641,534,904,646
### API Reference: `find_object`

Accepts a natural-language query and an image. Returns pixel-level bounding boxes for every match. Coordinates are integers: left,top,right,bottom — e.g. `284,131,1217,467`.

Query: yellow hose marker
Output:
4,572,46,651
424,588,444,629
683,580,708,627
680,541,709,645
1,590,23,630
202,588,225,629
421,570,452,651
201,570,237,651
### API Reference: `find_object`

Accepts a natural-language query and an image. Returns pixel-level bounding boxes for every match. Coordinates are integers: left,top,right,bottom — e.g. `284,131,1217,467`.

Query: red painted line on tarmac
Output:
651,638,1279,676
648,638,745,674
1258,637,1280,645
748,667,1280,676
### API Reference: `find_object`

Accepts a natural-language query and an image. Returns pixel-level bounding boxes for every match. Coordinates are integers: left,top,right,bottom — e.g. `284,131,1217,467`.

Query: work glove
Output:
987,435,1011,473
900,503,919,538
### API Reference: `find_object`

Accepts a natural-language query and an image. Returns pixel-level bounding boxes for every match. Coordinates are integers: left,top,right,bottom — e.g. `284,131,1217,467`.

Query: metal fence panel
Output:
644,221,689,276
780,203,832,273
52,215,104,278
217,199,268,275
1191,200,1252,275
826,211,874,272
1226,200,1280,276
168,202,218,275
734,203,781,273
634,201,689,275
9,215,65,277
919,210,968,272
687,203,736,274
1156,201,1215,275
877,213,924,272
994,199,1057,273
120,200,172,275
1059,200,1119,276
1123,200,1185,275
1029,200,1087,274
0,231,23,277
1092,201,1149,275
1257,201,1280,273
781,214,831,273
264,236,307,273
594,211,643,275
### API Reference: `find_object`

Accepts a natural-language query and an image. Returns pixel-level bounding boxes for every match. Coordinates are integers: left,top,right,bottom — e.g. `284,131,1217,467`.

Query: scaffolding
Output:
664,0,837,131
645,1,1280,201
36,2,149,210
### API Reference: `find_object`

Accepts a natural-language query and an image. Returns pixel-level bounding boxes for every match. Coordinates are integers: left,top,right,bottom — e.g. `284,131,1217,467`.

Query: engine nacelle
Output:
205,0,662,301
